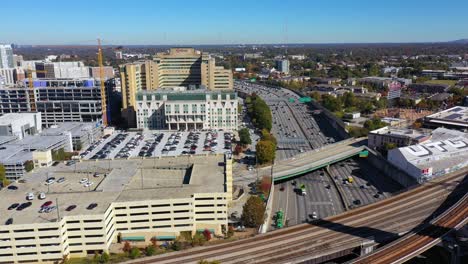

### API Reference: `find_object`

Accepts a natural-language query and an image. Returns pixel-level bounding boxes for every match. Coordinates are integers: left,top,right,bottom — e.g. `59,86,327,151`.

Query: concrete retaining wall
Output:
366,148,418,188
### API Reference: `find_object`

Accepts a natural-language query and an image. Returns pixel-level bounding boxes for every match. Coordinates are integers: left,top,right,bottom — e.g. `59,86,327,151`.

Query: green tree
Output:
24,160,34,172
145,245,156,256
238,128,252,146
343,92,356,108
227,226,235,238
364,118,388,131
241,196,265,228
171,240,182,251
321,95,342,112
129,247,140,259
310,91,321,101
0,164,9,187
191,232,206,247
100,252,110,263
256,139,276,164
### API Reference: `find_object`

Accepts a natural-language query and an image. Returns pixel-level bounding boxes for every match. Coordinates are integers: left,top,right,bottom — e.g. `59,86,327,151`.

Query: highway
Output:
272,169,345,228
128,168,468,264
235,81,343,161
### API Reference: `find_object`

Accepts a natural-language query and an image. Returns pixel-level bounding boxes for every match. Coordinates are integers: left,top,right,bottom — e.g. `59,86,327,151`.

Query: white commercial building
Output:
388,128,468,183
0,112,42,139
0,44,14,69
0,68,15,86
0,155,232,263
136,88,238,131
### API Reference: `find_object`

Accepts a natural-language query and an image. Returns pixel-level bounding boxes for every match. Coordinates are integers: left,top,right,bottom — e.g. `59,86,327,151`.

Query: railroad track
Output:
352,193,468,264
128,169,467,264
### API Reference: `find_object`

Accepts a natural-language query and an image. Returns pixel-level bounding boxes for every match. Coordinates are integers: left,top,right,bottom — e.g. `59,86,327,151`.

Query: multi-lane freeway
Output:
129,167,467,264
235,81,342,161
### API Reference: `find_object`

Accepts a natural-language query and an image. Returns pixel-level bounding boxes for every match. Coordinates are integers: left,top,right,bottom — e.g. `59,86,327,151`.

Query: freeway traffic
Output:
129,168,468,264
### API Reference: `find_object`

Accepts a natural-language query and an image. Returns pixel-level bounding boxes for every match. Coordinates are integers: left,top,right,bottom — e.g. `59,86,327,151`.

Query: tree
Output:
24,160,34,172
0,164,9,187
233,144,243,155
145,245,156,256
202,229,212,241
100,252,110,263
343,92,357,108
259,175,272,195
129,247,140,259
171,240,182,251
238,128,252,146
227,226,235,238
122,241,132,253
255,139,276,164
260,129,277,146
364,118,388,131
238,102,243,114
241,196,265,228
310,91,321,101
191,232,206,247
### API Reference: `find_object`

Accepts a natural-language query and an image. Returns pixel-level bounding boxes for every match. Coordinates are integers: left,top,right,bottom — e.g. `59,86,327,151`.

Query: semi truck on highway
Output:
300,184,306,195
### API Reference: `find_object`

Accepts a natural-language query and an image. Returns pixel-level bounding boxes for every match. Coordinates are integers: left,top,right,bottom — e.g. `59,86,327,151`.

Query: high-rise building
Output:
120,48,233,127
153,48,232,90
275,59,290,74
35,61,90,79
0,79,103,127
0,44,14,69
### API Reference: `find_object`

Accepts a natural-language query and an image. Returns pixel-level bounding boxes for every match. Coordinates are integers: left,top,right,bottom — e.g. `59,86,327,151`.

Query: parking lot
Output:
80,130,234,160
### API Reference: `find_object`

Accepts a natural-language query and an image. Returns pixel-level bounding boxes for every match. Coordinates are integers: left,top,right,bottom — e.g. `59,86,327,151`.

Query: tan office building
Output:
120,48,233,127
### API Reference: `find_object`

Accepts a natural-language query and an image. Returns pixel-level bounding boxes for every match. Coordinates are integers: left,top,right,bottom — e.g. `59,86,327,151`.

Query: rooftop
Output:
0,155,227,225
425,106,468,127
43,122,99,137
391,128,468,171
370,126,430,141
0,113,39,126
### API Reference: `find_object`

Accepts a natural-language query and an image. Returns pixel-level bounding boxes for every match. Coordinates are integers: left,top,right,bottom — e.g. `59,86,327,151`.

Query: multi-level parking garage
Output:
79,131,233,160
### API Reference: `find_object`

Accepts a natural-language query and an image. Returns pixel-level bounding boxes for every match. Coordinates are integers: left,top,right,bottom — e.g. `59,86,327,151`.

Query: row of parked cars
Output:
139,134,164,157
115,133,144,159
162,132,183,153
90,133,128,159
181,131,201,155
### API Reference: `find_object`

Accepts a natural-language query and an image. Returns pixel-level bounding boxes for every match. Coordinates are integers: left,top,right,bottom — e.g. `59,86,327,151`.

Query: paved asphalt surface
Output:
234,81,404,231
235,81,343,161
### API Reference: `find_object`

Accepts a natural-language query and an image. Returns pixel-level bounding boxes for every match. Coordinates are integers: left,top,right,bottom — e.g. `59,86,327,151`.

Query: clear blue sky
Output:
3,0,468,45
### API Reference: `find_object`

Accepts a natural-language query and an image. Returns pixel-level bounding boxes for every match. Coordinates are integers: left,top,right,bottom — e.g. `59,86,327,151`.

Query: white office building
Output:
136,88,238,131
0,112,42,139
388,128,468,183
0,44,14,69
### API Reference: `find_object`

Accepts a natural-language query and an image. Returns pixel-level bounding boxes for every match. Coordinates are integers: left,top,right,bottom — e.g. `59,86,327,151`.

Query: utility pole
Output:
56,197,60,221
140,157,144,189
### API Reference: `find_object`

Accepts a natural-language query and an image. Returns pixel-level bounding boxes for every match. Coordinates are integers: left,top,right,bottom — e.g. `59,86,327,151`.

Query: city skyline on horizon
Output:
2,0,468,45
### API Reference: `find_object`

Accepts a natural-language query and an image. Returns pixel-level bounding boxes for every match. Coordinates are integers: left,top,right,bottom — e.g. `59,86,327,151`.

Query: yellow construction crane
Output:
27,66,47,111
97,38,108,127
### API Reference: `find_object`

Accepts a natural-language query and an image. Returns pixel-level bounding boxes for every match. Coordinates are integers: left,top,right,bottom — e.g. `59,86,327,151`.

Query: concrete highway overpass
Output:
256,137,367,182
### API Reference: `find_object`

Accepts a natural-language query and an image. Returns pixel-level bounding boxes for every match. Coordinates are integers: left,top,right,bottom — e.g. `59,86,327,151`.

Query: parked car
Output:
87,203,98,210
7,203,19,210
66,205,77,211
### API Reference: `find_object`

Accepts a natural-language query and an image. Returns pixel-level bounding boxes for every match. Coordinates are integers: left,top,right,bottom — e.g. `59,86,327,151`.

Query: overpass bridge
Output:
256,137,367,182
129,167,468,264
